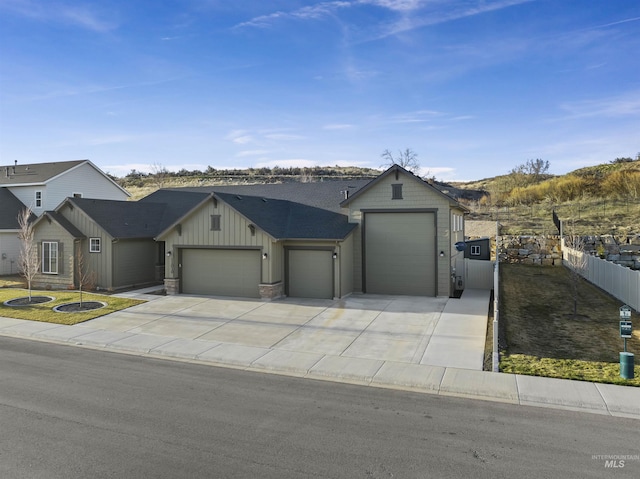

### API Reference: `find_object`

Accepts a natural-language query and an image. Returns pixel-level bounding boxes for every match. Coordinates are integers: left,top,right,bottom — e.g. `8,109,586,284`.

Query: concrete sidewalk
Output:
1,288,638,419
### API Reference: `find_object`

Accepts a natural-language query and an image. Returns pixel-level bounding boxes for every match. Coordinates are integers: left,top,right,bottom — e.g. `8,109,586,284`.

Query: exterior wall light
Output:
333,252,338,259
439,251,445,257
262,252,268,260
166,251,172,257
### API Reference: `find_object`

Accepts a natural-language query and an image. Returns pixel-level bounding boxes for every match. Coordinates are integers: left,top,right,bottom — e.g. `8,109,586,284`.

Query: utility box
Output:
620,352,635,379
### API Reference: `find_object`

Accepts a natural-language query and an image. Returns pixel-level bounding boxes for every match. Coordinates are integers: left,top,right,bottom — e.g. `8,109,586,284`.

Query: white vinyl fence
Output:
463,258,495,290
562,239,640,312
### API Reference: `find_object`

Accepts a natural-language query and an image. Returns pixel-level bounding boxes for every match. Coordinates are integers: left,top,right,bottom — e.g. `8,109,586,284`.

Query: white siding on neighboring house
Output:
8,185,43,214
45,162,128,206
6,162,128,216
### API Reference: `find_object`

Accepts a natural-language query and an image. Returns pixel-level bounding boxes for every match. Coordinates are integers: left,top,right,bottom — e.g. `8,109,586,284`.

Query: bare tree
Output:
150,162,169,189
75,247,97,308
17,207,39,301
380,148,421,175
564,225,587,318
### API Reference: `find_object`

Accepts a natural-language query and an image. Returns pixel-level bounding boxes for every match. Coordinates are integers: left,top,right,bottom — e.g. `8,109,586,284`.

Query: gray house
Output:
158,165,468,299
28,164,469,298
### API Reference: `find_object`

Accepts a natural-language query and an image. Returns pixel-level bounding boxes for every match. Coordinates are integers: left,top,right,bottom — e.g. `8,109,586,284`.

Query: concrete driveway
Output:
76,291,490,370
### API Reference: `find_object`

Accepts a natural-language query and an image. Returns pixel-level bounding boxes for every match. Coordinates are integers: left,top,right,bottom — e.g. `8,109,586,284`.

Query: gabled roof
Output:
0,160,85,185
64,198,167,240
0,188,31,230
215,192,356,240
339,164,468,211
0,159,130,197
167,179,371,214
35,211,86,239
139,189,211,233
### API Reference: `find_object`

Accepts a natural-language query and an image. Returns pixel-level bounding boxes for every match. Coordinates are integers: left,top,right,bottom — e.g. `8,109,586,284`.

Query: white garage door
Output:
288,249,334,299
365,212,436,296
181,249,260,298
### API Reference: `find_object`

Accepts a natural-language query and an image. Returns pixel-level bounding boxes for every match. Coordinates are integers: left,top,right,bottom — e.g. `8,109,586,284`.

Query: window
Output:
89,238,101,253
42,241,58,274
470,245,481,256
210,215,221,231
392,184,403,200
35,191,42,208
452,213,463,232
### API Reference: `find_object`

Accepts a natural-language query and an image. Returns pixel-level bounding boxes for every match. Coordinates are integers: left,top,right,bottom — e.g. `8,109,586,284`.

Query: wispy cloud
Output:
388,109,442,123
225,128,305,145
236,149,270,157
589,15,640,30
323,123,354,130
263,133,305,141
13,78,182,103
557,90,640,120
234,0,533,42
234,1,351,29
0,0,119,32
368,0,534,41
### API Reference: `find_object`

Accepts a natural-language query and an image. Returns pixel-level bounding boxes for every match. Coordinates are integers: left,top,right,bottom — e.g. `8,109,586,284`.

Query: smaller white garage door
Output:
181,249,261,298
288,249,334,299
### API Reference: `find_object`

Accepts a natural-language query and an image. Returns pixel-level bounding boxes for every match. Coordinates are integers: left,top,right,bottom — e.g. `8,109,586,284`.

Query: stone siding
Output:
497,234,640,270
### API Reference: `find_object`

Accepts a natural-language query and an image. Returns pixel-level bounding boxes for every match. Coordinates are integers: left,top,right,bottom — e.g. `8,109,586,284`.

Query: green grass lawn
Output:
0,288,145,325
499,263,640,386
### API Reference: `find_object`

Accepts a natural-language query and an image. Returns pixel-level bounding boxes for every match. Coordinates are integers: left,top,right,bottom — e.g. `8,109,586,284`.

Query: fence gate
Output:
464,259,495,290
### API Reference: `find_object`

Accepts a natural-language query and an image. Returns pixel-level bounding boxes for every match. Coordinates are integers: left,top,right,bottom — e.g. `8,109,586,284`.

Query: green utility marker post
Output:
619,305,634,379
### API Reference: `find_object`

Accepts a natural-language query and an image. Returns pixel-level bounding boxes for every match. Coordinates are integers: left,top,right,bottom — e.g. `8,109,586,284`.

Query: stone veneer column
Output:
259,282,283,300
164,278,180,295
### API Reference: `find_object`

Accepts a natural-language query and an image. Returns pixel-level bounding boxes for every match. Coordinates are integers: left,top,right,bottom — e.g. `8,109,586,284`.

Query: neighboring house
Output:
159,165,468,299
0,160,130,276
0,189,34,275
463,238,491,261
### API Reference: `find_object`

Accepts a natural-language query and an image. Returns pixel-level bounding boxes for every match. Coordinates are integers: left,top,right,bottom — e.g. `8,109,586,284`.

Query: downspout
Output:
335,241,341,299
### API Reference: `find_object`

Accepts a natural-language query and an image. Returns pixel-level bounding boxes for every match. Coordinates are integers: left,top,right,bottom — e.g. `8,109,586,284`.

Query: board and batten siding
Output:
58,202,114,289
162,199,278,285
347,173,454,297
113,239,157,288
32,220,76,289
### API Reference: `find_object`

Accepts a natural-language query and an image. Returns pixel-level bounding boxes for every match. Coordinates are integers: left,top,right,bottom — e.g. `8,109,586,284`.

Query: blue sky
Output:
1,0,639,181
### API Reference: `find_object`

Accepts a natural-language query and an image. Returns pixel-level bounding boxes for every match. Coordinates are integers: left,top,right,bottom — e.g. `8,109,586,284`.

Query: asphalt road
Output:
0,336,638,479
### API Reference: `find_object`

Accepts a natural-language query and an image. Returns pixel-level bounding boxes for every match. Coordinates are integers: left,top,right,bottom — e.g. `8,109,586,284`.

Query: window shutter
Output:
58,242,64,275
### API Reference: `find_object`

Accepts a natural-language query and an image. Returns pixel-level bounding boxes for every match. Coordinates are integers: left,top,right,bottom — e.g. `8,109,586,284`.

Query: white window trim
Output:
42,241,58,274
89,237,101,253
35,190,43,208
470,245,481,256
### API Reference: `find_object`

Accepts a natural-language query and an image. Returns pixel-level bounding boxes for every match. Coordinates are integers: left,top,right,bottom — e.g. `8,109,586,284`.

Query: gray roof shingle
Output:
0,160,87,186
38,211,86,238
168,179,370,213
0,188,30,229
68,198,168,239
214,192,356,240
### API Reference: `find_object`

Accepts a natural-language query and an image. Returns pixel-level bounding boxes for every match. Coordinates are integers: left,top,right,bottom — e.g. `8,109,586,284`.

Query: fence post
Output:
493,221,500,372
